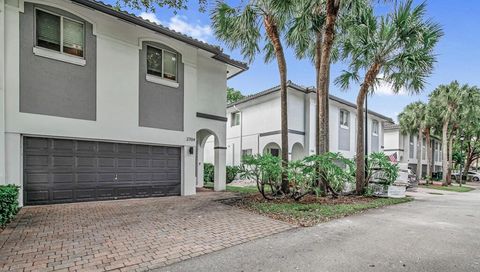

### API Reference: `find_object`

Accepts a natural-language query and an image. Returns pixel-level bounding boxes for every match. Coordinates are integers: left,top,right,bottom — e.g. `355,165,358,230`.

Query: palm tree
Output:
423,102,436,183
429,82,464,185
399,102,427,180
335,0,442,194
211,0,293,192
287,0,368,194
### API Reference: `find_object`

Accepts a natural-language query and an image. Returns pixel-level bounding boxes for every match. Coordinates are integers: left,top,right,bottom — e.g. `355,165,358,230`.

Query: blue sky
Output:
106,0,480,122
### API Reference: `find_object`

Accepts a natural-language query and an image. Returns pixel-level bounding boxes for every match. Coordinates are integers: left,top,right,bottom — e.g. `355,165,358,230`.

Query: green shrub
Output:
203,163,214,183
226,165,240,183
366,152,399,187
0,185,20,228
240,154,283,199
204,163,240,184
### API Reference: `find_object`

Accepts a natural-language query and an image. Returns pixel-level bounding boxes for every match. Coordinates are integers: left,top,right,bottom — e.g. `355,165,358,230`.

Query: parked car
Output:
451,171,480,182
467,171,480,182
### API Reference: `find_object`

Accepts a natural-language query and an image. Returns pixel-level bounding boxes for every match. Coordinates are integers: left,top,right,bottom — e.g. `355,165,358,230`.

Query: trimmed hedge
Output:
0,185,20,228
203,163,240,184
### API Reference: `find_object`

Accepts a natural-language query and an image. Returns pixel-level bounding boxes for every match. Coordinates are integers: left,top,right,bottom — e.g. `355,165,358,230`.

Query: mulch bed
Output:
221,193,392,227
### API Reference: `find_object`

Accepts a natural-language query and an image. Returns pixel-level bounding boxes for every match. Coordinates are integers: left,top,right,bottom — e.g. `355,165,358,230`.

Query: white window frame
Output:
33,7,86,66
231,112,240,127
372,120,379,136
145,45,179,88
339,109,349,129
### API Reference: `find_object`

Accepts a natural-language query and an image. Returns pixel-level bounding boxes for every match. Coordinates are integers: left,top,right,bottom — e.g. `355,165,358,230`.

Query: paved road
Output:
157,185,480,272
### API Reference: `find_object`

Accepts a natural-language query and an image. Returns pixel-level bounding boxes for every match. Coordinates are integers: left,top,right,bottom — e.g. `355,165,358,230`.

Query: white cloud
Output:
139,12,212,42
139,12,161,25
373,78,407,96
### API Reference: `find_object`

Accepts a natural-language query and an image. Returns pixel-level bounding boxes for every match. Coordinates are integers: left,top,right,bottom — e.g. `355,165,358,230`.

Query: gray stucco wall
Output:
20,3,97,120
338,111,350,151
139,42,184,131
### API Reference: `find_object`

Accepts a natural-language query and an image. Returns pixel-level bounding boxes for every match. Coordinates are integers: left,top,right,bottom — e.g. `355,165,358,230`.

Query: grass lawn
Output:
420,184,474,193
227,194,413,227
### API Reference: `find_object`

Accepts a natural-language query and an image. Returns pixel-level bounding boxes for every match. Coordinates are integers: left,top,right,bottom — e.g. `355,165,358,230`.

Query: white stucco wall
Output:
2,0,231,203
205,86,392,166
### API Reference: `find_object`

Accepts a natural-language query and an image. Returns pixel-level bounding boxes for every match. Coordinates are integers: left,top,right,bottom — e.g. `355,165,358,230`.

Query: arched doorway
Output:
291,142,305,161
263,142,281,157
196,129,226,191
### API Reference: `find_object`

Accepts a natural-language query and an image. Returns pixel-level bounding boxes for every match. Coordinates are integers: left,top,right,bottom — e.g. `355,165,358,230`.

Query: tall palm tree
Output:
212,0,293,192
429,82,464,185
423,102,436,182
399,102,427,180
335,0,442,194
287,0,368,194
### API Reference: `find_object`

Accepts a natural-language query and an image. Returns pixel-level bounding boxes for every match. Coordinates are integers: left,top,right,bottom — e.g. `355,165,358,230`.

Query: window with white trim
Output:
147,46,178,81
372,120,379,136
35,8,85,58
231,112,240,127
339,109,349,128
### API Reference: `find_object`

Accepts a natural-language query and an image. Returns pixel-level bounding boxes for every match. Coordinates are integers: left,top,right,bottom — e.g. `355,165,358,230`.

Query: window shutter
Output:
36,10,60,47
63,18,84,51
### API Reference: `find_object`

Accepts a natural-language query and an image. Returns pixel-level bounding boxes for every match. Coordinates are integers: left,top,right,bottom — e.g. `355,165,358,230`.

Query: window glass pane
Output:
63,18,84,57
36,10,60,51
147,46,163,77
163,51,177,81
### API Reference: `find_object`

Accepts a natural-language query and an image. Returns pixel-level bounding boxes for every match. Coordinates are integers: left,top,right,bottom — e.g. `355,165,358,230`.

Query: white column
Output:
196,143,204,188
214,147,226,191
0,0,6,184
182,146,196,196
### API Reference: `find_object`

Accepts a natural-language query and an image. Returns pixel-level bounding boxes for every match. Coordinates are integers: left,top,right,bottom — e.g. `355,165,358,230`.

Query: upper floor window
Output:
147,46,177,82
36,9,84,58
339,109,349,128
409,134,414,159
372,120,379,136
231,112,240,126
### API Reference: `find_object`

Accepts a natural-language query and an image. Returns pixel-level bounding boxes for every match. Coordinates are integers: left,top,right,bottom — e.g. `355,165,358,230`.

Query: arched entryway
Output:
263,142,281,157
291,142,305,161
196,129,226,191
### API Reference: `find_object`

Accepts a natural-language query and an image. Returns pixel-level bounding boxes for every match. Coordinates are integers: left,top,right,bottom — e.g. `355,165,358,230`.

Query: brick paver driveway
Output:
0,192,293,272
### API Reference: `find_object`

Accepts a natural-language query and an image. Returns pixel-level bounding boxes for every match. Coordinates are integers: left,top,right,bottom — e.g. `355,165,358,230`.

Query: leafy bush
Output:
226,165,240,183
366,152,399,187
240,154,283,199
304,153,355,195
204,163,240,184
240,152,355,201
204,163,215,183
0,185,20,228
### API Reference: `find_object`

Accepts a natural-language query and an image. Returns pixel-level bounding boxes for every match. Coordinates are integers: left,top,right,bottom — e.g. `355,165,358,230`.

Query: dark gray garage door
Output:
23,137,181,205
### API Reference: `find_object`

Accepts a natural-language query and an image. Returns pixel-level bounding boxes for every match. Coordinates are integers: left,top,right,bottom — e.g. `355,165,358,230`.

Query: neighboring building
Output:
0,0,247,205
383,123,443,177
203,82,393,172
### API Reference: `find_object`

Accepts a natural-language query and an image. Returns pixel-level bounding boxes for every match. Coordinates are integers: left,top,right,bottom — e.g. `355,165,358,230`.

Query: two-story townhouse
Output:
201,81,392,186
0,0,247,205
383,123,443,178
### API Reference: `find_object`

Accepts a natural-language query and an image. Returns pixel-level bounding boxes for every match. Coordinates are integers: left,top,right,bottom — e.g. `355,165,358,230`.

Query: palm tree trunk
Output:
318,0,340,155
447,135,454,185
416,128,423,181
315,31,322,156
425,127,432,183
355,63,381,195
441,120,449,185
263,16,289,193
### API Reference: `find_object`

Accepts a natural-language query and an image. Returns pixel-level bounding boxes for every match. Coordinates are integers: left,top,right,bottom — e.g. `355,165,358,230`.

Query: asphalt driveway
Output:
157,186,480,272
0,192,293,271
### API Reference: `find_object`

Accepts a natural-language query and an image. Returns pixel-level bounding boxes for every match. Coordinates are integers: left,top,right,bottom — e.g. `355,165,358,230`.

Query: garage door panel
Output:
52,190,74,201
24,137,49,150
25,155,49,167
52,156,75,167
25,190,49,203
24,137,181,205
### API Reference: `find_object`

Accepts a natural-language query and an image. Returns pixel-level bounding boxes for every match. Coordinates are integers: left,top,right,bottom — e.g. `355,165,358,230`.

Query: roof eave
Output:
70,0,248,71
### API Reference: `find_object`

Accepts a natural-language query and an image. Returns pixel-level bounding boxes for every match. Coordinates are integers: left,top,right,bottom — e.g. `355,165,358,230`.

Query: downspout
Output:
0,0,6,183
233,105,242,165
